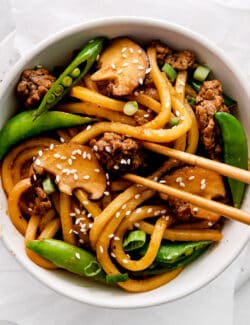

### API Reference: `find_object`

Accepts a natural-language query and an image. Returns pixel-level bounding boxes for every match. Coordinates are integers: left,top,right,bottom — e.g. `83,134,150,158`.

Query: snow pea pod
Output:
0,110,94,160
33,36,107,119
26,239,106,281
215,112,248,208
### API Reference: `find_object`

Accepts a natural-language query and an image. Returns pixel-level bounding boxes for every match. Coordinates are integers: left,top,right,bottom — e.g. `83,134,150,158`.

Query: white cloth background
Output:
0,0,250,324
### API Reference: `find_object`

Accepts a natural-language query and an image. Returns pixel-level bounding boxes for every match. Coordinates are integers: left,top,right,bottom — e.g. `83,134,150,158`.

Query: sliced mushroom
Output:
161,166,226,221
33,143,106,200
91,37,149,96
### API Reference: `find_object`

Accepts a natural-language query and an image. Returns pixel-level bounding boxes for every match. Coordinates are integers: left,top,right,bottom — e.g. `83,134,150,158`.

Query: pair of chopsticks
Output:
123,142,250,226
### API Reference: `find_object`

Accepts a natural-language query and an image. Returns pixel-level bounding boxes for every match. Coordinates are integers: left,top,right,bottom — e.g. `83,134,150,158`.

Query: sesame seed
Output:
106,173,110,180
134,222,140,227
122,204,127,209
60,156,67,160
38,150,43,157
111,252,116,258
179,116,185,121
79,239,84,244
176,177,183,183
83,151,87,159
114,236,120,241
82,200,89,205
86,125,92,131
188,176,195,181
144,113,150,118
146,67,151,74
193,207,199,212
54,153,60,158
138,66,144,70
136,208,142,214
73,174,79,180
122,258,129,264
129,47,134,53
92,145,98,152
201,178,206,185
159,179,166,184
122,62,129,67
60,137,65,143
208,221,213,227
108,233,114,239
69,229,73,234
105,146,111,153
62,168,69,174
120,159,127,164
114,165,119,170
86,153,92,160
94,168,100,173
71,155,76,160
134,194,140,200
125,210,131,216
49,143,55,150
75,252,81,259
132,59,139,64
70,212,76,217
161,209,167,214
138,49,142,54
35,159,41,166
68,158,73,165
179,182,186,188
32,174,37,181
175,110,180,117
200,183,206,190
87,213,92,218
153,176,159,182
122,53,127,59
134,91,139,96
127,158,131,165
99,245,104,254
56,164,62,170
28,207,33,212
83,175,90,180
89,223,93,228
139,78,143,85
111,63,116,69
104,191,110,196
121,47,127,53
147,208,153,213
55,175,60,183
117,69,123,74
115,212,120,218
75,208,81,214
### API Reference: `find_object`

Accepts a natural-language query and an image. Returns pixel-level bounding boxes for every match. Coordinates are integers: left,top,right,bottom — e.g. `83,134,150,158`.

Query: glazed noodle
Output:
1,37,241,292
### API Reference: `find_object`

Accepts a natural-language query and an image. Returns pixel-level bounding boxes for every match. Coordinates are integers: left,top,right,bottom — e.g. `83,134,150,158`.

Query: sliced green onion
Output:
123,101,138,116
123,230,146,252
190,80,202,92
106,273,129,283
223,93,237,107
169,117,179,126
187,97,196,105
193,65,210,82
42,177,56,194
162,63,177,82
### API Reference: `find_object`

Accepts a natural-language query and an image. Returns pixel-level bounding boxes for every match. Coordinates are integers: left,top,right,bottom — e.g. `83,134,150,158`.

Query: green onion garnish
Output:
190,80,202,92
169,117,179,126
123,101,138,116
193,65,210,82
123,230,146,252
42,177,56,194
106,273,129,283
162,63,177,82
187,97,196,105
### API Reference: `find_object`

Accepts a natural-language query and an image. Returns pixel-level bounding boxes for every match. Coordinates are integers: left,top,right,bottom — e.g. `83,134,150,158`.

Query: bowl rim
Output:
1,16,250,309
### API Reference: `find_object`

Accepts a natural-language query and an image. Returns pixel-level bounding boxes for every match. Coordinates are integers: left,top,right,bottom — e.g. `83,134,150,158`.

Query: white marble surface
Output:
1,0,250,324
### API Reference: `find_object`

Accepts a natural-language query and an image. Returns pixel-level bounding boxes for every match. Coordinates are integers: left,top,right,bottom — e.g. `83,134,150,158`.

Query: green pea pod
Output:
215,112,248,208
26,239,106,281
33,36,107,120
139,240,211,264
134,242,211,276
0,110,94,160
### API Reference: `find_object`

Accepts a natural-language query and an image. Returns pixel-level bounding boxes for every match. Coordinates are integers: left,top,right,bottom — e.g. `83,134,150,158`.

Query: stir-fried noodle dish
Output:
0,36,247,292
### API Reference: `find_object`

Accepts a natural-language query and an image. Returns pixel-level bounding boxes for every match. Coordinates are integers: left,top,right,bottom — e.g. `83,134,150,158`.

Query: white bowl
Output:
1,17,250,309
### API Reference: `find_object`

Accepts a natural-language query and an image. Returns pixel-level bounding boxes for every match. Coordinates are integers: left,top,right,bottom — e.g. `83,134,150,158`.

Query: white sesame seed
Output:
129,47,134,53
208,221,213,227
56,164,62,170
86,125,92,131
54,153,60,158
200,183,206,190
120,159,127,165
82,200,89,205
87,213,92,218
134,91,139,96
62,168,69,174
60,156,67,160
138,49,142,54
111,63,116,69
106,173,110,180
73,174,79,180
108,233,115,239
111,252,116,258
122,204,127,209
104,191,110,196
144,113,150,118
71,155,76,160
86,153,92,160
122,258,129,264
125,210,131,216
38,150,43,157
127,158,131,165
75,208,81,214
69,229,73,234
176,177,183,183
188,176,195,181
94,168,100,173
159,179,166,184
136,208,142,214
75,252,81,259
49,143,55,150
132,59,139,64
154,210,161,216
200,178,206,185
146,67,151,74
60,137,65,143
99,245,104,254
68,158,73,165
121,47,127,53
32,174,37,181
115,212,120,218
179,116,185,121
83,175,90,180
35,159,41,166
153,176,159,182
114,236,120,241
105,146,111,153
122,53,127,59
193,207,199,212
175,110,180,117
79,239,84,244
92,145,98,152
117,69,123,74
122,62,129,67
135,194,141,200
82,151,87,159
70,212,76,217
55,175,60,183
161,209,167,214
134,222,140,227
147,208,153,213
138,66,144,70
179,182,186,188
113,165,119,170
139,78,143,85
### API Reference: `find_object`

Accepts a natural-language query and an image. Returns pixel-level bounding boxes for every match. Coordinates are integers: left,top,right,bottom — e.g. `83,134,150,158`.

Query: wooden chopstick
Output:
123,173,250,225
143,142,250,184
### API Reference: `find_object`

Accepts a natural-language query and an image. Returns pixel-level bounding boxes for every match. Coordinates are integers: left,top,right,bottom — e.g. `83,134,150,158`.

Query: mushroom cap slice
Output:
91,37,149,96
162,166,226,221
33,143,106,199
